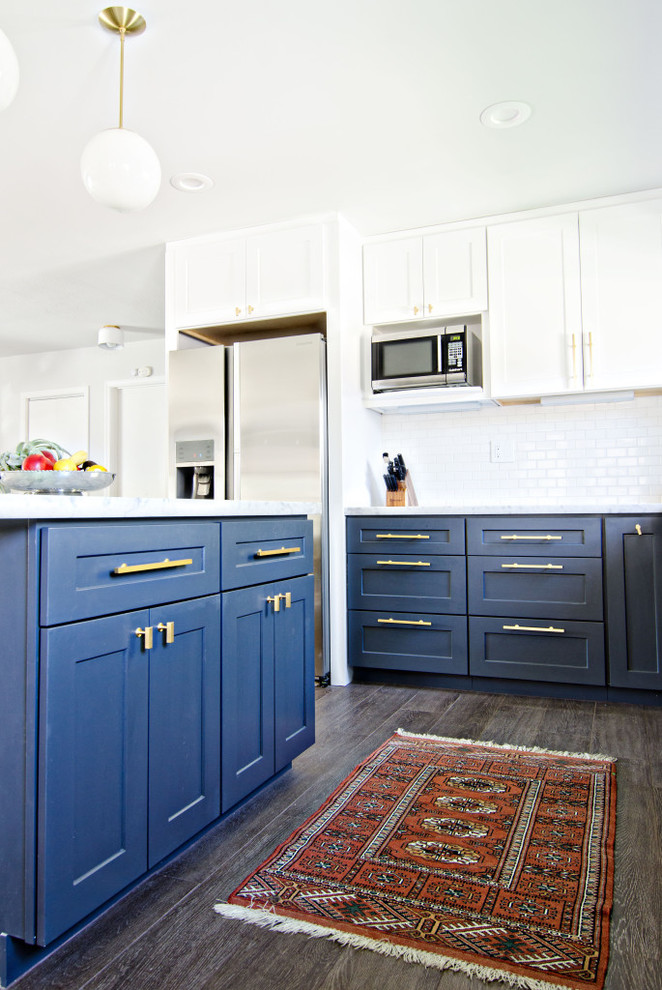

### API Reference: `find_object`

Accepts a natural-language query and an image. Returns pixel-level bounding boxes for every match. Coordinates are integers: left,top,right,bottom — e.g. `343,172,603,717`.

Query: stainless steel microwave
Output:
371,325,482,392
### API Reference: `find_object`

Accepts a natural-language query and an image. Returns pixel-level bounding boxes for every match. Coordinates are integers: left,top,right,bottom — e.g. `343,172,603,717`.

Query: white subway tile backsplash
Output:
380,395,662,506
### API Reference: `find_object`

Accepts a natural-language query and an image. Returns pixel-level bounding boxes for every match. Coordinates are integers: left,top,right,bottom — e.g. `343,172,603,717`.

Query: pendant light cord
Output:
118,26,125,128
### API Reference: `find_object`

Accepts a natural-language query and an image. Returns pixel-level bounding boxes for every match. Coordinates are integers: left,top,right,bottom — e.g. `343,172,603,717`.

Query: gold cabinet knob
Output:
428,303,433,313
135,626,153,649
248,305,254,314
235,306,242,317
156,621,175,644
413,305,419,315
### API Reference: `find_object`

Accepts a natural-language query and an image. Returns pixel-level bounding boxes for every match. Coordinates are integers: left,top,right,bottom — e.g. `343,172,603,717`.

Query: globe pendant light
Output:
0,26,19,111
81,7,161,212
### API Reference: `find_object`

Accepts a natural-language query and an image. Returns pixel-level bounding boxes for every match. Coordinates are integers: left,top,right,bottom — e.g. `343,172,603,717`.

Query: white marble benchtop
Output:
0,495,321,520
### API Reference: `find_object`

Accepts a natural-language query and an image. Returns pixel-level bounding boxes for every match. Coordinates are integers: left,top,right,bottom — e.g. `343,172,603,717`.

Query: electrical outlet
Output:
491,439,515,463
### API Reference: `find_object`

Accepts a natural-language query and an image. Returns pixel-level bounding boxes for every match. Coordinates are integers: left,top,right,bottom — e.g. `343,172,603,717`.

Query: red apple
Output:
41,450,56,464
22,453,54,471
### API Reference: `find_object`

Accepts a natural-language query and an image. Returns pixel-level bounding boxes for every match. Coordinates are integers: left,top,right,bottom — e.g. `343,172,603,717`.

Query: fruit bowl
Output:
0,470,116,495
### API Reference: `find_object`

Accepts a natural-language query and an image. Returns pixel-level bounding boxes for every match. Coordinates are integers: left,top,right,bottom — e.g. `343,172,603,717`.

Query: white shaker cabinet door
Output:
423,227,487,318
245,224,325,319
487,214,583,399
579,199,662,391
363,237,424,325
171,238,246,328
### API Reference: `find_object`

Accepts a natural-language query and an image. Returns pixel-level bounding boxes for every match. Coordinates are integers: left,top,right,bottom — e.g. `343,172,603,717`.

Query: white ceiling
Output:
1,0,661,357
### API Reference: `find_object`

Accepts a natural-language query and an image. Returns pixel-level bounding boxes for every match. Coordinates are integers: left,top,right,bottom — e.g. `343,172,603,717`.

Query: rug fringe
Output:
395,727,616,762
213,903,577,990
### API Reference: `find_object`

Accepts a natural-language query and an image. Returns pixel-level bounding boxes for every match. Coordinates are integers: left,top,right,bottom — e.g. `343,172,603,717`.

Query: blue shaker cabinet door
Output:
274,575,315,771
37,611,150,946
221,584,276,812
604,516,662,690
148,595,221,868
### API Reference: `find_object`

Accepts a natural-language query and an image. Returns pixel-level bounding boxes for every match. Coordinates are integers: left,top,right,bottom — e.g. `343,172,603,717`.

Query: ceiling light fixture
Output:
81,7,161,212
170,172,214,193
480,101,532,129
98,324,125,349
0,26,19,111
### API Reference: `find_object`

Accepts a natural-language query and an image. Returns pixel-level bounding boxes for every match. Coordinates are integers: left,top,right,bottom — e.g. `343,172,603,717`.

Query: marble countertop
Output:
0,495,321,520
346,503,662,515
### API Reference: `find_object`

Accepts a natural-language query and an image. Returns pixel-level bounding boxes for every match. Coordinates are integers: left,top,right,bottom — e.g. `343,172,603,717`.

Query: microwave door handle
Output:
437,334,444,374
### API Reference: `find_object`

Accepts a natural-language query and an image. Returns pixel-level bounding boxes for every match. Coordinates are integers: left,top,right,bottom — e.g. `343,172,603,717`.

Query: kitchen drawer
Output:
346,515,465,555
469,616,605,685
468,556,603,621
220,517,313,590
347,553,467,614
349,609,468,674
40,522,220,626
466,516,602,557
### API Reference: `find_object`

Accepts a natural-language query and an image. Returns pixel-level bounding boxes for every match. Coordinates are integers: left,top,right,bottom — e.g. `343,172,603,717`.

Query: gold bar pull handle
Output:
135,626,153,649
283,592,292,609
502,623,565,634
255,546,301,558
378,617,432,627
500,562,564,570
571,333,577,379
635,524,643,536
266,595,280,613
587,331,594,378
156,621,175,644
376,559,431,567
500,534,562,542
114,557,193,575
375,533,430,540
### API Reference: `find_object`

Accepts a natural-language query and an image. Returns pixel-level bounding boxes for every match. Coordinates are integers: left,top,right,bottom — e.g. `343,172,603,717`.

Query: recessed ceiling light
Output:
170,172,214,193
480,101,532,129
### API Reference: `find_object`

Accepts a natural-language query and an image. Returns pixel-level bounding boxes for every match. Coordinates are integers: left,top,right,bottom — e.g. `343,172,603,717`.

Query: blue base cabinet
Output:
221,574,315,812
0,514,315,988
348,513,661,701
346,516,467,675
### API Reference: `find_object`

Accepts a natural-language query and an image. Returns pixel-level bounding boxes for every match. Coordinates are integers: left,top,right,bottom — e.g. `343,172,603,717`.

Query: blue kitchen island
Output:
0,496,317,987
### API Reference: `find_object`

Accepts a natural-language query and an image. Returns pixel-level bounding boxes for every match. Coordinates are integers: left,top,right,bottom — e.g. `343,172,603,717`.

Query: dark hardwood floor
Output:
13,684,662,990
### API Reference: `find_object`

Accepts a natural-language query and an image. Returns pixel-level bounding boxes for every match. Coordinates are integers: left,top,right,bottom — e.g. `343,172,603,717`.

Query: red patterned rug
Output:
215,730,617,990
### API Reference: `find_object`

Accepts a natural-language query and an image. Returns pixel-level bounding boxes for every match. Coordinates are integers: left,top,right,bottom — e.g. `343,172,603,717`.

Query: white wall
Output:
378,394,662,506
0,339,166,472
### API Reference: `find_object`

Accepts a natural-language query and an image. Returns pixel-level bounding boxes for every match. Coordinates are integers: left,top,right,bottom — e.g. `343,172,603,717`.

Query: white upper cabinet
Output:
171,223,325,329
172,237,246,328
579,199,662,391
487,214,583,398
363,237,423,324
488,199,662,399
363,227,487,325
423,228,488,319
245,225,325,319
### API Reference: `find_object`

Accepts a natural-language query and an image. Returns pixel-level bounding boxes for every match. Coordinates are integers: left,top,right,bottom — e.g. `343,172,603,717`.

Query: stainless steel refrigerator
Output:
168,333,328,678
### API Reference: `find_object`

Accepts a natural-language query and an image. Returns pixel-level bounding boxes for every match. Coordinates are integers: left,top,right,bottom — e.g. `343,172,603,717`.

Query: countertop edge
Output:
345,504,662,515
0,495,321,520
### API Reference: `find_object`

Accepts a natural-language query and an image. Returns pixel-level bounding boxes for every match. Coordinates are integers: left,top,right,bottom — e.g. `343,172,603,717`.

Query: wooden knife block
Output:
386,481,407,506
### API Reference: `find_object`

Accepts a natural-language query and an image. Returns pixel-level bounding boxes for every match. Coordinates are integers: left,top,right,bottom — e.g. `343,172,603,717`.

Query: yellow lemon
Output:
53,458,77,471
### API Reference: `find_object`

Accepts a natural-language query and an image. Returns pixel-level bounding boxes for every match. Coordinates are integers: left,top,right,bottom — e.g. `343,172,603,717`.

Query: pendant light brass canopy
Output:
80,5,161,212
98,6,146,36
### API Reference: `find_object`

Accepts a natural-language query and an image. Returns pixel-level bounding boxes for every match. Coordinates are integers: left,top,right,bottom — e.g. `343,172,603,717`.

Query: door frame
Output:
104,377,166,497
